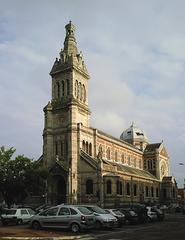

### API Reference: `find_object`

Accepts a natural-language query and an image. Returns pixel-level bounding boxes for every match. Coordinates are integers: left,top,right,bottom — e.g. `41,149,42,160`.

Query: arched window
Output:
156,187,159,197
139,159,142,169
120,182,122,195
66,79,70,95
62,81,65,96
78,83,81,100
107,180,112,194
57,82,60,98
83,84,86,102
126,183,130,195
145,186,149,197
116,180,120,195
78,83,82,101
151,186,154,197
82,140,85,151
115,151,118,162
127,155,131,165
133,184,137,196
86,179,93,194
85,141,89,154
121,153,125,163
134,157,136,168
89,143,92,156
106,147,110,160
75,80,78,97
61,141,64,157
55,141,58,156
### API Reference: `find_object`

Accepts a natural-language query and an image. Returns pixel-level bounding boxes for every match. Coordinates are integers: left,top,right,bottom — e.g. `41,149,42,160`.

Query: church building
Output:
42,22,177,207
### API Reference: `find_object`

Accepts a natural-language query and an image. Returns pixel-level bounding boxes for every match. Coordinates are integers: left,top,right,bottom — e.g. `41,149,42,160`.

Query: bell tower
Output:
43,22,90,204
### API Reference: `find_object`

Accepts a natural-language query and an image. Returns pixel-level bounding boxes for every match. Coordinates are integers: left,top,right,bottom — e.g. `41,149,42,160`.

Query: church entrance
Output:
57,176,67,204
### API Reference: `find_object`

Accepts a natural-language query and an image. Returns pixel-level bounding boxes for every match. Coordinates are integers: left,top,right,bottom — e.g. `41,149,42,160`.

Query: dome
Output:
120,122,148,145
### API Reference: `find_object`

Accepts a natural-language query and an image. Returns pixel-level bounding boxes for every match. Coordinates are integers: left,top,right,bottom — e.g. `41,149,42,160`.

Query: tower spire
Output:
63,21,78,56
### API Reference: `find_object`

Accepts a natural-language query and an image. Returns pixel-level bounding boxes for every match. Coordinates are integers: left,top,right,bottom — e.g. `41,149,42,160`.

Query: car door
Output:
40,207,59,228
20,209,30,223
55,207,71,228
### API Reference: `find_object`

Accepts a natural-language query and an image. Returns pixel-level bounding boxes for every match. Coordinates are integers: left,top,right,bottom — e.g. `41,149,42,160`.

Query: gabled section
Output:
159,144,169,158
144,143,161,153
80,150,99,169
49,161,68,176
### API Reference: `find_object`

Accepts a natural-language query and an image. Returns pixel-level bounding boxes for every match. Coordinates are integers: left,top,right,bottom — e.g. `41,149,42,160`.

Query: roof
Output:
102,159,158,180
120,122,148,143
144,143,161,152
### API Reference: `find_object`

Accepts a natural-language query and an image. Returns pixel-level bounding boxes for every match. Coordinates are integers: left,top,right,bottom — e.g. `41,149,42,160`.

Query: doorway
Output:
57,176,67,204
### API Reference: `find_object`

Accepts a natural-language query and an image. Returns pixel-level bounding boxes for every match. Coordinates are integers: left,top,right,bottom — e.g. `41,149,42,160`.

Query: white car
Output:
1,208,35,225
146,207,157,222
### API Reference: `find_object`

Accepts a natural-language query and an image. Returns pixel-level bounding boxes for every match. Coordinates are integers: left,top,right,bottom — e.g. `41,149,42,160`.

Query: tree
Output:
0,146,49,207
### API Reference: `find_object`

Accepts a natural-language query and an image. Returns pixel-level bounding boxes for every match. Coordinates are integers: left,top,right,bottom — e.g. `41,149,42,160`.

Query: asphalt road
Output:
0,213,185,240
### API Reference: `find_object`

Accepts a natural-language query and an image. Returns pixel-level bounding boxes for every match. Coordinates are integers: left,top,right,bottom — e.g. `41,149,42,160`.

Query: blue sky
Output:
0,0,185,187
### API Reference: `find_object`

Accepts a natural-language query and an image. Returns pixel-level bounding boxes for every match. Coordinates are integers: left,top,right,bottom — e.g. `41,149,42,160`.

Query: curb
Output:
0,235,96,240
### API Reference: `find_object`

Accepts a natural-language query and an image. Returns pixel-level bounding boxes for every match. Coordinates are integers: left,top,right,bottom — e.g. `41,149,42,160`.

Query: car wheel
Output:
17,219,23,225
95,221,102,230
71,223,80,233
32,221,41,230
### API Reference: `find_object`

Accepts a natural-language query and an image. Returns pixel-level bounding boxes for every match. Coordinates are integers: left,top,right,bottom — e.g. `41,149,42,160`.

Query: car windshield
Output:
129,210,136,216
90,206,108,214
113,210,123,215
77,207,93,215
5,209,17,215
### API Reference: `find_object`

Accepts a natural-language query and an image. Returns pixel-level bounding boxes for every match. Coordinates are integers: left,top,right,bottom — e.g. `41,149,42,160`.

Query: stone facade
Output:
42,22,177,207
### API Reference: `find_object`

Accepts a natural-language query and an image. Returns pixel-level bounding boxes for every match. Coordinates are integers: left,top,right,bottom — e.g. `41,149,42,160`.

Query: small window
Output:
21,209,28,215
46,208,58,216
86,179,93,194
156,187,159,197
146,186,149,197
133,184,137,196
107,180,112,194
58,207,70,216
70,208,78,215
126,182,130,195
151,186,154,197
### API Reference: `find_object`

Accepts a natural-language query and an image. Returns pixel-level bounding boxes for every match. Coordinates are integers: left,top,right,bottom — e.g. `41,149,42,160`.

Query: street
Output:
0,213,185,240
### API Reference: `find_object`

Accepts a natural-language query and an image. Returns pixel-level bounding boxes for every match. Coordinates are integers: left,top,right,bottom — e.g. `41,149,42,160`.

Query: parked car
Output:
104,209,125,227
182,205,185,215
117,204,147,223
81,205,117,229
118,208,138,224
146,207,158,222
151,206,165,221
29,205,95,233
1,208,35,225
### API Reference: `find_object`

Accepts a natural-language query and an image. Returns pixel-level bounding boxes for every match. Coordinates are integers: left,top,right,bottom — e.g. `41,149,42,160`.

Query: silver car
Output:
104,209,125,227
81,205,117,229
29,205,95,233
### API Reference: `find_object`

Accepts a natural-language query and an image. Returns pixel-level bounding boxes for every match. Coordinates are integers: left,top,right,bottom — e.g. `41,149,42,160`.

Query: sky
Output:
0,0,185,187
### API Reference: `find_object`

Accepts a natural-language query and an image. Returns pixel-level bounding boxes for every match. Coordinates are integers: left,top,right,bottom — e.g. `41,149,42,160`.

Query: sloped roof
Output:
144,143,161,152
80,150,99,169
102,159,158,181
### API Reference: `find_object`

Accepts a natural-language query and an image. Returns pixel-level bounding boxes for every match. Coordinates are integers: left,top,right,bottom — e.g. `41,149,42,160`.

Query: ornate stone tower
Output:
43,21,90,204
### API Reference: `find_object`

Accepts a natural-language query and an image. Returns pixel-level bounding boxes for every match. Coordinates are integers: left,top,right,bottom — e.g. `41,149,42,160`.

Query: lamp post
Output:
178,163,185,204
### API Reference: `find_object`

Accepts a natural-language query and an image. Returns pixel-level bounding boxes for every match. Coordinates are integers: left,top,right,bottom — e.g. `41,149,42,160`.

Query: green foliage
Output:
0,146,49,207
